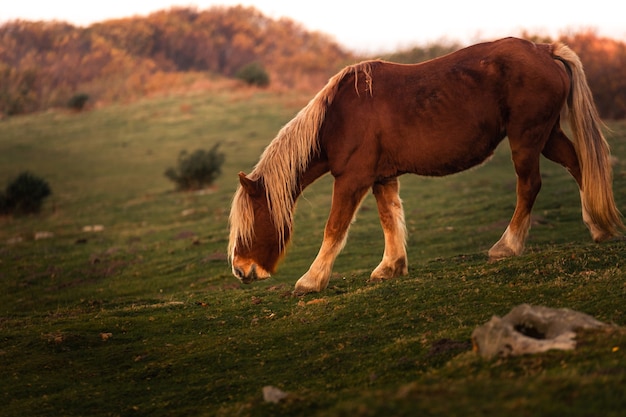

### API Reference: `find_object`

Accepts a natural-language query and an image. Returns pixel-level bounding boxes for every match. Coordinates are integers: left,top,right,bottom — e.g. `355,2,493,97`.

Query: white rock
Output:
472,304,606,359
262,385,289,403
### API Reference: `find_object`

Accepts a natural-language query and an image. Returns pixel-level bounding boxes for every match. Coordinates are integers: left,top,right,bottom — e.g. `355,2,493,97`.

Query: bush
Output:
67,93,89,111
1,171,52,215
235,62,270,87
0,191,7,214
165,144,225,191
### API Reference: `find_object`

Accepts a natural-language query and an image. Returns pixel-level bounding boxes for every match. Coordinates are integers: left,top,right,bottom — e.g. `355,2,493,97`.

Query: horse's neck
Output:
296,156,330,197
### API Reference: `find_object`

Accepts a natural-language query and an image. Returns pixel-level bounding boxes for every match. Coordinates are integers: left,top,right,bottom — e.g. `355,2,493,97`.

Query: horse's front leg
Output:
294,179,369,295
370,178,408,282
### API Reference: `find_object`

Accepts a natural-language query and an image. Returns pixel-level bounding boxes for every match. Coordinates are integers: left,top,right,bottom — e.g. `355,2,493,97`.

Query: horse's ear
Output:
238,172,262,197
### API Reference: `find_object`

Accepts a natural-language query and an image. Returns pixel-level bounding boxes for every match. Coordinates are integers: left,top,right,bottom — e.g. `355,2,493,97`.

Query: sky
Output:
2,0,624,53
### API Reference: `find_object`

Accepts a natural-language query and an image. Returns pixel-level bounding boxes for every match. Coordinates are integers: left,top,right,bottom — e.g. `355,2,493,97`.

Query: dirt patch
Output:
428,338,472,357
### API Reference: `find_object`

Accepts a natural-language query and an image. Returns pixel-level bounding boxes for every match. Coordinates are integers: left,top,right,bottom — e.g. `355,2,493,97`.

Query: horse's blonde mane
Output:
228,62,376,260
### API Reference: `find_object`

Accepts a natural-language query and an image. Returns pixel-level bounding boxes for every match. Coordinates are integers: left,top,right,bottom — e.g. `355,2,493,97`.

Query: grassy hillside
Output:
1,89,625,416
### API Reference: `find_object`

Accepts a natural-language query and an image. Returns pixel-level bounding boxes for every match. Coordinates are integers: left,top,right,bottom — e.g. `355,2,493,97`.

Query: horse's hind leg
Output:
370,178,408,282
489,144,542,259
294,178,369,295
542,126,614,242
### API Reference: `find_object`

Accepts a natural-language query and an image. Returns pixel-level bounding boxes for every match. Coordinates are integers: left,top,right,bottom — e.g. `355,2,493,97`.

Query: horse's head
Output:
228,172,289,284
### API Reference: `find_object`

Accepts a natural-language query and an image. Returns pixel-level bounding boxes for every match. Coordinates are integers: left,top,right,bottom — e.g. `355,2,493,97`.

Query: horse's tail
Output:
552,42,624,239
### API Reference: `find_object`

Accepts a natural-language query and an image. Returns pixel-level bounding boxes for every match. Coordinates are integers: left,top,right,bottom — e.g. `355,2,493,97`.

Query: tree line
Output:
0,6,350,115
1,6,625,119
558,31,626,119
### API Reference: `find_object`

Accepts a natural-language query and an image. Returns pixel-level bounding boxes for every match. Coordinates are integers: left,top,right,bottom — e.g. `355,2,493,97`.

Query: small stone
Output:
262,385,289,403
34,231,54,240
83,225,104,232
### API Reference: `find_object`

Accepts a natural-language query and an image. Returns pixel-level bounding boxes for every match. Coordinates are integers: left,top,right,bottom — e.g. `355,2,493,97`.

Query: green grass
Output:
1,89,626,416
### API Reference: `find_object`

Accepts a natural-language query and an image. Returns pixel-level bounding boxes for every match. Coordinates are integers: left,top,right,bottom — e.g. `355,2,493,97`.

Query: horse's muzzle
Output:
232,261,270,284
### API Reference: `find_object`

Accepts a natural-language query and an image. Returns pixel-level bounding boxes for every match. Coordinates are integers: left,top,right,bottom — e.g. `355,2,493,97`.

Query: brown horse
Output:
228,37,623,295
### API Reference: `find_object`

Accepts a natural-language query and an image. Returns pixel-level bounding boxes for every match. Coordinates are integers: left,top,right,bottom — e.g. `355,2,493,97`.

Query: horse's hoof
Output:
488,243,519,261
370,259,408,282
293,282,320,296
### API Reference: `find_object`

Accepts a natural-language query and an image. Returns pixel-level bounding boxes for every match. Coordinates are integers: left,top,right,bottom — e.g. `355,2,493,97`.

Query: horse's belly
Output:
393,136,501,177
412,151,495,176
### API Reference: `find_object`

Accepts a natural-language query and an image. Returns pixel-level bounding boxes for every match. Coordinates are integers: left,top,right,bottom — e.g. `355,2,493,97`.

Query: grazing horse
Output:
228,37,623,295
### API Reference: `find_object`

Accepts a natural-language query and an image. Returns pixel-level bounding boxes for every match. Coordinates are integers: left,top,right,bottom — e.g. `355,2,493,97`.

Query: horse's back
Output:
321,38,570,178
370,37,566,99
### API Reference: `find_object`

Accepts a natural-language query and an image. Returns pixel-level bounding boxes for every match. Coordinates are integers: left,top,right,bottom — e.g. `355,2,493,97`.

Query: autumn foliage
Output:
0,6,350,115
559,32,626,119
1,6,625,119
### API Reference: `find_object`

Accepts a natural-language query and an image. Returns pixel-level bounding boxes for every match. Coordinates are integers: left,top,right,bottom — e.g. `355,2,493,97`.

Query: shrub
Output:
165,144,225,191
235,62,270,87
67,93,89,111
1,171,52,215
0,191,7,214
